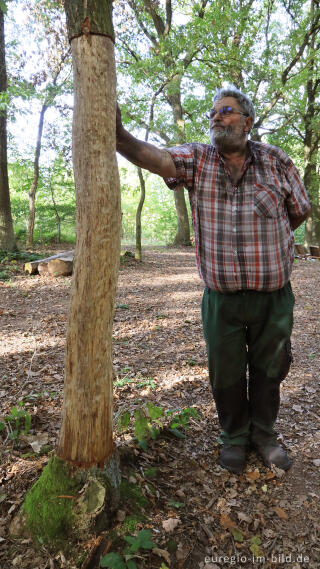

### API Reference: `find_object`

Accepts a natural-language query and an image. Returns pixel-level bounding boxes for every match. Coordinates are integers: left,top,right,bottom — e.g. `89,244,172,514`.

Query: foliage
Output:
9,157,75,244
120,165,192,245
0,401,31,440
100,529,155,569
116,402,199,448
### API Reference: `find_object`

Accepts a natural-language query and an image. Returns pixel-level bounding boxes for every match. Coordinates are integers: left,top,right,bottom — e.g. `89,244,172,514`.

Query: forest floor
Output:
0,245,320,569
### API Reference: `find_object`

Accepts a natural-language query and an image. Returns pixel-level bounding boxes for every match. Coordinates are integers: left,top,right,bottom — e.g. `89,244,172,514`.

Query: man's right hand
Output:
116,103,176,179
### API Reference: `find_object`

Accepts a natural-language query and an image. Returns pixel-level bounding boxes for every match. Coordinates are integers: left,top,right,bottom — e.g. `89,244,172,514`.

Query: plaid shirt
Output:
165,141,310,293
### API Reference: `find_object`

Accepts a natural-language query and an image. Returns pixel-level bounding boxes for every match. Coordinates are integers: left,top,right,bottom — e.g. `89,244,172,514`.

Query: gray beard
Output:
210,125,245,153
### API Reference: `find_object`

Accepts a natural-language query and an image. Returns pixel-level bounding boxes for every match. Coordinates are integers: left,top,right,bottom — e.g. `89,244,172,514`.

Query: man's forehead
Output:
212,97,239,109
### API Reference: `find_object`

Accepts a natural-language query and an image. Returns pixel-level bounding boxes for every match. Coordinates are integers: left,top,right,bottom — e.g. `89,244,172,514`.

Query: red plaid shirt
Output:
165,141,310,292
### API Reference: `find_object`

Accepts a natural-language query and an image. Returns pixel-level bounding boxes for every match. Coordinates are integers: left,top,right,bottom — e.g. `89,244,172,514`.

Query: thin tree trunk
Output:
136,167,145,261
56,33,121,467
0,9,15,251
166,76,191,246
26,103,48,248
49,179,61,242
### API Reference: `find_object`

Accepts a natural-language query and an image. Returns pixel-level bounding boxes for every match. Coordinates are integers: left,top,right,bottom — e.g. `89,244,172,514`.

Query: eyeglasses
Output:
206,106,249,120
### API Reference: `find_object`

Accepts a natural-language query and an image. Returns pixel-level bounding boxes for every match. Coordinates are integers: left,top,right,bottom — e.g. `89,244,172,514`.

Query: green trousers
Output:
201,282,294,446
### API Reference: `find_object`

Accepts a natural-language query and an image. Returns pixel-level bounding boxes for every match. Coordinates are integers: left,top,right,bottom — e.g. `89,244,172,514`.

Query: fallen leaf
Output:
153,548,171,564
219,513,237,530
176,543,189,561
274,506,289,520
162,518,180,532
237,511,252,524
265,471,276,480
246,470,260,481
312,459,320,467
19,433,48,454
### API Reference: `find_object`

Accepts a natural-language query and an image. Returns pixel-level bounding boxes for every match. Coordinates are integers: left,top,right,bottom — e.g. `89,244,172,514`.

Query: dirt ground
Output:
0,246,320,569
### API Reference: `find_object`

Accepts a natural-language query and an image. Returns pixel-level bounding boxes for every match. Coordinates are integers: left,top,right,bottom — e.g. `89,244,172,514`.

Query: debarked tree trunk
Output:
17,3,122,549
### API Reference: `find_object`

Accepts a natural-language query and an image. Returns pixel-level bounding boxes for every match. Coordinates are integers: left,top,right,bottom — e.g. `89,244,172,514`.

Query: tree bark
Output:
56,8,121,466
0,9,15,251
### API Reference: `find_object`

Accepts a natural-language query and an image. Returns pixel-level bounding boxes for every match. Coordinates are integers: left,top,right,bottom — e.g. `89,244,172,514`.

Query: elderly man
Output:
116,86,311,474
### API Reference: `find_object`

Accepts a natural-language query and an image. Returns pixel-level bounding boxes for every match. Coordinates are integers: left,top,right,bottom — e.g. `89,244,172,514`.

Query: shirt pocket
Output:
254,184,281,218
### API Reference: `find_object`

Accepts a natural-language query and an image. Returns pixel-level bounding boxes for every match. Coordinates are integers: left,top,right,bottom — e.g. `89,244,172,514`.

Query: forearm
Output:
289,208,311,231
116,127,176,178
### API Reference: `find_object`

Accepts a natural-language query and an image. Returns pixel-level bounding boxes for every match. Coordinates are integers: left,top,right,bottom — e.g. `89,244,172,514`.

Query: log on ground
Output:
24,251,74,276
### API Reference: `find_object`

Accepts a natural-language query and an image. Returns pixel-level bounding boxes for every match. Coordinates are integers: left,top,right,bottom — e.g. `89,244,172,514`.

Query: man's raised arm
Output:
116,105,176,179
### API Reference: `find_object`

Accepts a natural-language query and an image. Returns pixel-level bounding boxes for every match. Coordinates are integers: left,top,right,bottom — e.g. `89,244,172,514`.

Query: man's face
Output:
208,96,249,149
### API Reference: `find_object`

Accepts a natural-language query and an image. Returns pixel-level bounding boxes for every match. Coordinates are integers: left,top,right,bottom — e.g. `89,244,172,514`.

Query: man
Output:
116,86,311,474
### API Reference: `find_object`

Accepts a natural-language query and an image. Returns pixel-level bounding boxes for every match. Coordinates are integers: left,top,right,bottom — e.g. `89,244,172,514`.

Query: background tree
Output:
115,0,273,245
0,4,15,250
24,0,71,247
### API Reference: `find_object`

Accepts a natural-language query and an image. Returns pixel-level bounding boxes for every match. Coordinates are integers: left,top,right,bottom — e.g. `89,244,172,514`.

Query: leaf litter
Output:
0,247,320,568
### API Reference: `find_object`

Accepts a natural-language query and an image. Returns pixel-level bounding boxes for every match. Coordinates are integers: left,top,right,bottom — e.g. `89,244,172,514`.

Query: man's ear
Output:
244,116,254,133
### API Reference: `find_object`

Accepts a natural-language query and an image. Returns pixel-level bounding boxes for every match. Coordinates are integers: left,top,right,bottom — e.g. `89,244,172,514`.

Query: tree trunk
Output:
56,31,121,466
0,9,15,251
136,167,145,261
18,1,121,549
26,103,48,248
166,76,191,246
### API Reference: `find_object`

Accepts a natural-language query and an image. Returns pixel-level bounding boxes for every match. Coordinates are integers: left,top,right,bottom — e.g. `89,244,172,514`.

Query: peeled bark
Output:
56,33,121,467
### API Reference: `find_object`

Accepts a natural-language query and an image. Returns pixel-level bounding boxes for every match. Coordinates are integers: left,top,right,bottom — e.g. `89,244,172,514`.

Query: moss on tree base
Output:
20,452,121,547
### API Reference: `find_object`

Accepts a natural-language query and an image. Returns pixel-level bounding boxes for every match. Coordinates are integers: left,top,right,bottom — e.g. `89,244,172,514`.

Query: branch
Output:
118,37,141,62
164,0,172,36
281,9,320,84
127,0,158,46
143,0,165,37
197,0,209,18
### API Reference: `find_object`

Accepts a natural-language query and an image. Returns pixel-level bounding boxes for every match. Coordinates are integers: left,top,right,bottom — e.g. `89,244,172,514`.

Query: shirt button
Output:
233,227,236,232
233,249,237,255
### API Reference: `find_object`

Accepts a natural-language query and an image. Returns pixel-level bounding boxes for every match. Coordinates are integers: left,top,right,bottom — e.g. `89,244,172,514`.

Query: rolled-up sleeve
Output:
283,158,311,218
163,144,196,191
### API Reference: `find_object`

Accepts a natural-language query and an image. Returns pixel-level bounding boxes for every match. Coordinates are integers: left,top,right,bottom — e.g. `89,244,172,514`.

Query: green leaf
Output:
117,411,131,432
0,1,7,15
231,528,243,542
0,421,5,432
250,535,263,557
24,413,31,433
126,560,137,569
100,552,126,569
169,428,186,439
133,409,149,441
124,530,155,553
168,500,185,509
147,402,164,420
